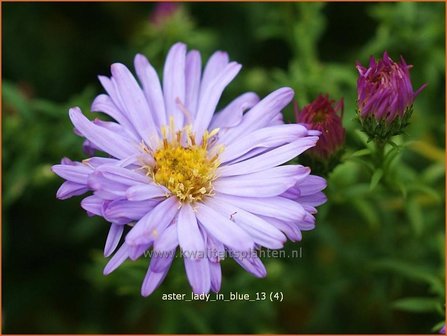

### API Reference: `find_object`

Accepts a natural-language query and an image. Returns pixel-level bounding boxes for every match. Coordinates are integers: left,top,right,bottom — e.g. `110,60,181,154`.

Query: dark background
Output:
3,2,445,333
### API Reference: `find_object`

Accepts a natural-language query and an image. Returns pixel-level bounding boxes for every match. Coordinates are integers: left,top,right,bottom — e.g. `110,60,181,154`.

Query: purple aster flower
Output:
356,51,426,140
357,51,425,122
52,42,326,296
440,325,446,334
295,94,345,162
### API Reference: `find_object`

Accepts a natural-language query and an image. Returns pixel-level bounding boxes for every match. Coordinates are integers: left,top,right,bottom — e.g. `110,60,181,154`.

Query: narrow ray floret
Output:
52,42,327,296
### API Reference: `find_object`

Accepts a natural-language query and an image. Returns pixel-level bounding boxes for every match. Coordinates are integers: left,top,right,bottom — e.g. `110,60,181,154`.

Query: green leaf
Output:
352,199,379,229
383,145,401,171
354,130,375,150
32,99,63,118
406,197,424,236
2,81,33,119
349,157,374,173
401,140,417,147
422,162,445,183
348,148,371,158
431,320,445,332
370,169,383,191
395,181,408,199
407,184,442,203
392,297,440,313
371,259,444,296
343,184,371,198
388,140,399,148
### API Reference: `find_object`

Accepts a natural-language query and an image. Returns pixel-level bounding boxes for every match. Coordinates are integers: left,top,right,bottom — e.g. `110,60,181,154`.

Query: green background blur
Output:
3,2,445,333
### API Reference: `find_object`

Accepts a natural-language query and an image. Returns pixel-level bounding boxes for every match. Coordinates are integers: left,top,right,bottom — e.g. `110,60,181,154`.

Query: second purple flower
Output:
356,51,426,141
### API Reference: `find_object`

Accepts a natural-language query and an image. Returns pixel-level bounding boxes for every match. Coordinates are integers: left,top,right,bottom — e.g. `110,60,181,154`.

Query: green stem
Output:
374,139,393,190
375,139,386,169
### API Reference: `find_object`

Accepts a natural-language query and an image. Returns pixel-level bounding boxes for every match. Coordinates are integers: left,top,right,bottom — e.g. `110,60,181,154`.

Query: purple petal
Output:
263,216,302,242
125,196,179,246
209,261,222,292
220,87,294,145
195,203,254,252
88,165,150,200
88,171,128,199
141,252,174,296
177,204,205,259
217,137,318,177
103,243,129,275
97,75,126,116
184,257,211,294
104,198,158,222
56,181,89,200
82,139,97,156
91,94,137,138
297,192,327,208
194,62,241,138
110,63,158,144
205,198,286,249
91,118,128,135
126,183,168,201
128,243,152,261
299,217,315,231
84,157,119,168
104,224,124,257
210,92,259,130
213,193,307,224
149,250,175,272
69,107,136,159
296,175,327,196
200,51,229,89
232,252,267,278
153,222,179,253
134,53,167,128
220,124,309,163
222,147,271,166
214,166,309,198
52,163,91,184
149,225,177,269
163,43,187,127
185,50,202,118
204,231,225,263
81,195,105,216
95,165,149,186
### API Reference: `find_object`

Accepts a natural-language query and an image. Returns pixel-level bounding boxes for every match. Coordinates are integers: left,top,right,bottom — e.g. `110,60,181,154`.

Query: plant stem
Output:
375,139,386,168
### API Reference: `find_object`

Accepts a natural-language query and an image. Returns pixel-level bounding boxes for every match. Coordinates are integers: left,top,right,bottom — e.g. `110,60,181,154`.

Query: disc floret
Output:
150,118,222,203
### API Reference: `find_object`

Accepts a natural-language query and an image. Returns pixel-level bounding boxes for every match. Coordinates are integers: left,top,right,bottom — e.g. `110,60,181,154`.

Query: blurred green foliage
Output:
3,2,445,333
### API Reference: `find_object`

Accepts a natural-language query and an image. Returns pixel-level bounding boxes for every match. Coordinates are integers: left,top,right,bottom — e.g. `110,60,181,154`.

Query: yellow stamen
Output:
147,120,222,203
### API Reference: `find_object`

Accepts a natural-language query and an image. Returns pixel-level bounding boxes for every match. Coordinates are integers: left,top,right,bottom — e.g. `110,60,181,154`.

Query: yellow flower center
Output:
147,118,222,203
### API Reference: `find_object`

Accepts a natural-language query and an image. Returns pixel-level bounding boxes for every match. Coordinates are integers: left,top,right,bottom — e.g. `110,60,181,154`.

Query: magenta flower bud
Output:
295,94,345,162
356,52,426,140
149,2,179,26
